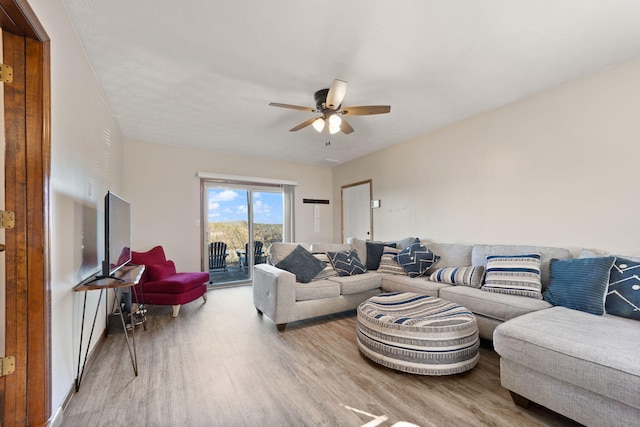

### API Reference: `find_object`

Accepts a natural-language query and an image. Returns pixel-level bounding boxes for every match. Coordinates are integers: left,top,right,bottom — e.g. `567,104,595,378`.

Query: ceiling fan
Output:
269,79,391,135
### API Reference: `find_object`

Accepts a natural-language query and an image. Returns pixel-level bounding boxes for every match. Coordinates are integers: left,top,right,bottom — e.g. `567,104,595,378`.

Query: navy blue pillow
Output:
543,256,616,315
275,245,326,283
395,238,439,278
606,257,640,320
328,250,366,276
365,242,386,270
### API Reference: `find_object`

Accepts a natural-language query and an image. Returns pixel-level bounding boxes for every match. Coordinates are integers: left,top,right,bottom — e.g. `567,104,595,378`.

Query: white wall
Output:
123,141,333,272
29,0,124,420
333,56,640,256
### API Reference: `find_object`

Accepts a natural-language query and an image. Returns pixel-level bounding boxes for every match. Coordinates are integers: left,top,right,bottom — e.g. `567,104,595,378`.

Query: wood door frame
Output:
340,179,373,243
0,1,51,426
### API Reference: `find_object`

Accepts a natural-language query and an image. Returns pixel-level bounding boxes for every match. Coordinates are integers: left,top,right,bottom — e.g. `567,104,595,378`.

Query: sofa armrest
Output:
253,263,296,325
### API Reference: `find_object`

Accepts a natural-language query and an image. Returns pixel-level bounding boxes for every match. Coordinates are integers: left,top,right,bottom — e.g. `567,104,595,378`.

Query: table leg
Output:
113,290,138,376
75,289,104,392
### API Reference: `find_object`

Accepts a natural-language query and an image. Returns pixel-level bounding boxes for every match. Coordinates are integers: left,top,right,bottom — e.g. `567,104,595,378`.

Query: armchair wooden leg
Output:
172,305,181,317
276,323,287,332
202,293,208,303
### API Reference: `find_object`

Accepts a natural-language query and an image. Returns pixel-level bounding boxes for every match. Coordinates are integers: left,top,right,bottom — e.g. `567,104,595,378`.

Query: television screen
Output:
103,191,131,278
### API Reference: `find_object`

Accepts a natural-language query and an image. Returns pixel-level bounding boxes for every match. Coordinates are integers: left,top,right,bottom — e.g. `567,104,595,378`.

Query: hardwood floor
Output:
62,286,581,427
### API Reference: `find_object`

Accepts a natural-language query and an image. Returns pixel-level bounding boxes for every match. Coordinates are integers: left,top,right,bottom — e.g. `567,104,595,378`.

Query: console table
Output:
73,264,145,391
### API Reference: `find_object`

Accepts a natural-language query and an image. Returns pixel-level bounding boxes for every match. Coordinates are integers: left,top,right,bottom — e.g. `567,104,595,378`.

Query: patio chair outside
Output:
209,241,228,272
239,241,265,272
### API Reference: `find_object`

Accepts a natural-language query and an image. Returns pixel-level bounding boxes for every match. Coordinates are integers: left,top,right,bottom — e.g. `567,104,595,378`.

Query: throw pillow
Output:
311,252,338,281
395,238,440,278
377,247,407,275
365,241,387,270
429,266,485,288
146,260,177,281
606,257,640,320
481,253,543,299
327,250,366,276
275,245,326,283
543,256,616,315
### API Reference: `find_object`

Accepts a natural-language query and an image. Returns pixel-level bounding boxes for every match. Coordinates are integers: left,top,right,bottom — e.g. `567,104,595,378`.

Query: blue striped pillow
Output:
481,253,543,299
429,266,485,288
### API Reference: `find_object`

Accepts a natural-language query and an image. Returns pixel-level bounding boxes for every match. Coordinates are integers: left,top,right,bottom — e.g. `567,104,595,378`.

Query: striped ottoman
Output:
356,292,479,375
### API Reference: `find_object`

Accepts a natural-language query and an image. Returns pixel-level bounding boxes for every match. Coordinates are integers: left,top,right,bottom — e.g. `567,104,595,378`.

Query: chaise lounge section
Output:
131,245,209,317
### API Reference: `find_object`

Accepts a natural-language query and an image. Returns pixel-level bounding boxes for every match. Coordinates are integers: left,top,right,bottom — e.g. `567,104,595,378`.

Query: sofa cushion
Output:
439,285,552,322
396,238,439,278
472,244,572,289
423,243,474,276
377,247,407,275
329,272,382,295
311,253,338,281
268,242,311,266
275,245,326,283
139,271,209,294
481,253,543,299
493,306,640,410
429,266,485,288
380,275,449,297
310,243,351,253
295,279,341,301
543,256,616,315
328,250,366,276
606,257,640,320
146,260,177,281
348,238,367,265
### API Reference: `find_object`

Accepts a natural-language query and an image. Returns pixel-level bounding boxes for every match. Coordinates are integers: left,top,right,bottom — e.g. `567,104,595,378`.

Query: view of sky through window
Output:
208,189,283,224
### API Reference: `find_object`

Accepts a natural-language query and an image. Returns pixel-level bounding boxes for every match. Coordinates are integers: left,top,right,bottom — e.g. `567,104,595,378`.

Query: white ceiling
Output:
62,1,640,167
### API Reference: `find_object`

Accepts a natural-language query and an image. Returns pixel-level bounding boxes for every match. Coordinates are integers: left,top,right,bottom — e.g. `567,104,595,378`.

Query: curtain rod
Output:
197,172,297,186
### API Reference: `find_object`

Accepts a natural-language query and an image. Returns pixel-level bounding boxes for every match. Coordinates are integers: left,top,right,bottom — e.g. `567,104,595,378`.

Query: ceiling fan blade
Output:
325,79,348,110
269,102,317,112
340,118,354,135
289,116,321,132
341,105,391,116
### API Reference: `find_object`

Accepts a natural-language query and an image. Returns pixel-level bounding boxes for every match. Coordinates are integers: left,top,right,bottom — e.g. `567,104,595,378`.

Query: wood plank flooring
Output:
61,286,581,427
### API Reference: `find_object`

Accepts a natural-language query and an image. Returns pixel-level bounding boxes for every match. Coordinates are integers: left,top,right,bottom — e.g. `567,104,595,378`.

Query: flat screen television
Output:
100,191,132,279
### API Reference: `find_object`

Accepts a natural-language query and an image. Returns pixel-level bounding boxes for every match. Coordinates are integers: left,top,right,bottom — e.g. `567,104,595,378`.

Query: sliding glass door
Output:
202,181,286,285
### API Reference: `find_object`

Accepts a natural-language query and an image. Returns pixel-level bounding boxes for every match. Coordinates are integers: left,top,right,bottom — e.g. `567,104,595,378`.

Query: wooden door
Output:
0,1,50,425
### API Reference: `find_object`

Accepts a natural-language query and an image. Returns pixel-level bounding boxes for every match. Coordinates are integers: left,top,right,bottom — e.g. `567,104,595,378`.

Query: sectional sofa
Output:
252,239,640,427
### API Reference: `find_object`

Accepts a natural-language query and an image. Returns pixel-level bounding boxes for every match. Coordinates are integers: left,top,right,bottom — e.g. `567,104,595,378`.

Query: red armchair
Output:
130,245,208,317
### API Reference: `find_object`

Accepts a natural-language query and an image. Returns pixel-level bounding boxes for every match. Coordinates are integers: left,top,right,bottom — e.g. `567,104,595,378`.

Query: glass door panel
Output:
203,183,285,286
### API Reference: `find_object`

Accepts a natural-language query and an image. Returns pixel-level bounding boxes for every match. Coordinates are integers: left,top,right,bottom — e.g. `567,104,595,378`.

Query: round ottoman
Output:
356,292,479,375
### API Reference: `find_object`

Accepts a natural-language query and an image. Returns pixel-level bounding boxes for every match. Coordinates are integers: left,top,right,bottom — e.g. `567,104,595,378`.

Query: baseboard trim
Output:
53,326,108,425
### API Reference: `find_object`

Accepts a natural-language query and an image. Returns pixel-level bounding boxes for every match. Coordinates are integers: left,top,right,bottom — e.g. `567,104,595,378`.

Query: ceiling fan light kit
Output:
269,79,391,135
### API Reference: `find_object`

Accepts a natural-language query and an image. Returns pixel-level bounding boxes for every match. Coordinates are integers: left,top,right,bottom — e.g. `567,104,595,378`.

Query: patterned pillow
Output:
376,247,406,275
481,253,543,299
543,256,616,315
275,245,326,283
606,257,640,320
312,252,338,281
395,238,439,278
429,266,485,288
327,250,366,276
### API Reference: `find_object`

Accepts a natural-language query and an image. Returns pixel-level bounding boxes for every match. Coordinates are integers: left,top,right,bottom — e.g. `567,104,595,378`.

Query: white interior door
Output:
342,180,372,242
